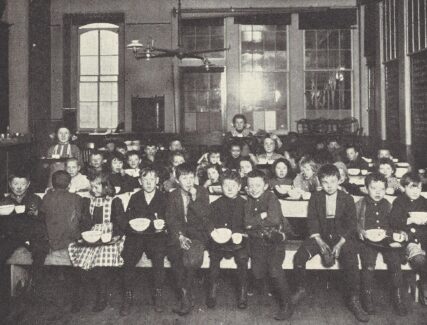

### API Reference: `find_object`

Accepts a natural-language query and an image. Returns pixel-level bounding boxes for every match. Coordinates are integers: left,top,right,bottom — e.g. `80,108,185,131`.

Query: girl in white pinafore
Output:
68,172,126,312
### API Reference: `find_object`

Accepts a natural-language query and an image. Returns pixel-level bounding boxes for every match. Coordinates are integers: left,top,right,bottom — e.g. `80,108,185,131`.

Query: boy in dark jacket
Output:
165,163,210,316
120,167,167,316
292,164,368,322
206,170,248,309
356,173,407,316
390,172,427,304
245,169,292,321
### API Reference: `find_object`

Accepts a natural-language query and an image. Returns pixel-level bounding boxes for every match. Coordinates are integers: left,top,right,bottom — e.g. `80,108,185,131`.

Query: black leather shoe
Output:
274,302,294,321
206,283,218,309
237,284,248,309
173,288,192,316
361,290,376,315
348,295,369,323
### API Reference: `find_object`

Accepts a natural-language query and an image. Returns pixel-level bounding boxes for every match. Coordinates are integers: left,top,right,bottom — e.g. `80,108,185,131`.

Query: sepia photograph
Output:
0,0,426,324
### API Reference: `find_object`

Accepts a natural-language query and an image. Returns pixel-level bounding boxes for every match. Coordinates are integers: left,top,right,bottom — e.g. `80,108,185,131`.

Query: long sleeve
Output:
80,198,93,232
389,198,408,231
307,195,321,236
337,195,357,240
265,193,282,227
165,191,182,241
111,197,126,235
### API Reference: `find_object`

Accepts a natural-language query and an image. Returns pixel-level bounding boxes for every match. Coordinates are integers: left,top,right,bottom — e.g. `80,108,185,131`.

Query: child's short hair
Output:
229,141,242,150
88,172,115,196
144,140,158,148
55,125,70,134
317,164,340,181
52,170,71,190
345,144,359,152
299,156,318,173
127,150,141,159
272,158,292,175
176,162,195,179
232,114,247,125
8,168,30,183
239,157,254,167
365,172,387,188
221,170,241,185
400,172,422,187
247,169,267,183
109,152,126,163
208,147,221,156
115,141,127,150
66,157,80,166
140,166,158,178
376,158,396,173
90,150,104,158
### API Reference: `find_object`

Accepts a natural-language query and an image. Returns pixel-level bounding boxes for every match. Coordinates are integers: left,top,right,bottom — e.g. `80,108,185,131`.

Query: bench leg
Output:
406,272,420,303
10,265,29,297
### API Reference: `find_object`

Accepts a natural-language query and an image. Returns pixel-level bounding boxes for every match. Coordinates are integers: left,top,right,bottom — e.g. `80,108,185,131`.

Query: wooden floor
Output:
1,268,427,325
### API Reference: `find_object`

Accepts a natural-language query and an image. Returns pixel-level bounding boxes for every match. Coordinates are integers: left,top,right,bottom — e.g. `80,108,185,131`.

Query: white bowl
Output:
392,158,399,163
361,169,368,175
409,212,427,224
302,192,312,200
365,229,387,242
231,233,243,245
82,230,102,243
124,140,132,146
153,219,165,230
15,205,26,214
101,233,112,243
129,218,151,232
211,228,232,244
0,204,15,216
348,168,361,176
396,162,410,168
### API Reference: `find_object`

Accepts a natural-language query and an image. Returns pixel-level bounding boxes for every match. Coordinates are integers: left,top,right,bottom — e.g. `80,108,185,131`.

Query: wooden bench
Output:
6,240,418,301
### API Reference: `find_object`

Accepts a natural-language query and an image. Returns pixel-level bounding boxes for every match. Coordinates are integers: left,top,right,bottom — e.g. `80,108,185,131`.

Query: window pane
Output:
264,31,276,51
317,50,328,68
79,102,98,128
340,30,351,49
100,82,118,101
305,50,317,68
100,30,118,55
276,32,287,51
99,102,118,129
79,83,98,102
328,50,340,69
100,55,118,75
305,31,316,49
80,56,99,75
241,53,252,71
276,51,287,70
80,31,99,55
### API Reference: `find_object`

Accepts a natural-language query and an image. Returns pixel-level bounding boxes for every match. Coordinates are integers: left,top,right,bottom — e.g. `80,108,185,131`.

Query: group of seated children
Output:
1,118,426,322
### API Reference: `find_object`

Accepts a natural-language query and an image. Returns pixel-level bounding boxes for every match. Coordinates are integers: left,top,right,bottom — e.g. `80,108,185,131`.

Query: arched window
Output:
78,23,119,130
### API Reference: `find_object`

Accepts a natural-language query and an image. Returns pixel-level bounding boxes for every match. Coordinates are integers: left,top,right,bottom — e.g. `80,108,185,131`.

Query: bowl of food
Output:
409,212,427,225
0,204,15,216
82,230,102,243
348,168,361,176
129,218,151,232
364,229,387,242
14,205,26,214
153,219,165,230
361,169,368,176
211,228,232,244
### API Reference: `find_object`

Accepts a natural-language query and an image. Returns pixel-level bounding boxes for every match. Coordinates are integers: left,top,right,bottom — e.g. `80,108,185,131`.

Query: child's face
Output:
9,177,30,197
170,140,183,152
320,175,339,195
327,141,340,150
247,176,268,199
207,168,220,183
57,127,70,144
301,163,314,179
111,158,123,173
367,180,386,201
172,155,185,168
144,145,157,157
127,155,141,169
140,172,158,193
275,162,288,179
222,179,241,199
378,149,391,159
90,179,103,197
346,148,357,161
234,118,246,132
239,161,253,176
178,173,195,192
263,138,275,154
230,146,241,158
90,154,103,169
378,163,393,178
404,182,422,200
66,161,80,177
208,153,221,165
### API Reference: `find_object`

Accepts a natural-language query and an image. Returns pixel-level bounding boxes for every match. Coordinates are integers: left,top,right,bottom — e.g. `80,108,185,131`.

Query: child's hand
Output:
120,169,126,176
314,237,330,255
358,229,367,241
260,212,268,220
189,187,197,201
332,242,344,258
179,234,192,250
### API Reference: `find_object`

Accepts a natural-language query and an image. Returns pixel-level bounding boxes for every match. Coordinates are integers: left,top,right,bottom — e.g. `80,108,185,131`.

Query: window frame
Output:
407,0,427,55
302,28,354,116
238,24,290,132
70,20,125,132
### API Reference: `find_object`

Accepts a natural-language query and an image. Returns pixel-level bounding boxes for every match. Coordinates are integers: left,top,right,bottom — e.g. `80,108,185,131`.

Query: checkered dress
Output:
68,196,125,270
